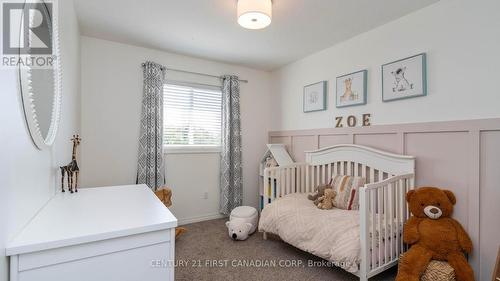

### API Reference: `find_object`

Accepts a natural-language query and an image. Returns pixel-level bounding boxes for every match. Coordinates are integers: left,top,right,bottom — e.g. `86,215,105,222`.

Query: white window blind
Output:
163,83,222,147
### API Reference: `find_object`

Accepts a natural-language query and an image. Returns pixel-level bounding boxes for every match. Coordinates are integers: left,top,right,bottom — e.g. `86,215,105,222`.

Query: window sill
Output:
163,146,221,155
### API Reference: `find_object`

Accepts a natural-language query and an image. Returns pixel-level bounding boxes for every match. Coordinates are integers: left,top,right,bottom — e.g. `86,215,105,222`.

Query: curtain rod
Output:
141,63,248,83
165,79,221,89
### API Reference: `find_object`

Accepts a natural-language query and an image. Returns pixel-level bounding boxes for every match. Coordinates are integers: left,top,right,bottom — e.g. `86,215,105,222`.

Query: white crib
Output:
262,144,415,281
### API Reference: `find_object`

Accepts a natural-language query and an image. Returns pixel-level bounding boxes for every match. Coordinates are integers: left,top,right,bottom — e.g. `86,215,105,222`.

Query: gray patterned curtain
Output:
137,61,166,191
219,75,242,215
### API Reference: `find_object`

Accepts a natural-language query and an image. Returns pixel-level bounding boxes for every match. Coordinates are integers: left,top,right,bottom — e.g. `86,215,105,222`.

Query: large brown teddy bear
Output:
396,187,474,281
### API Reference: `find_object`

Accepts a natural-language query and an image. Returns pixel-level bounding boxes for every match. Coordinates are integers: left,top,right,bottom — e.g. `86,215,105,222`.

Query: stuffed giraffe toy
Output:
60,135,81,193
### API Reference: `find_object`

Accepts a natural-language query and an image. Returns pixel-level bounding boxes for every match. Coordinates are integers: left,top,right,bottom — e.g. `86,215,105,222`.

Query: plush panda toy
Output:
225,206,258,241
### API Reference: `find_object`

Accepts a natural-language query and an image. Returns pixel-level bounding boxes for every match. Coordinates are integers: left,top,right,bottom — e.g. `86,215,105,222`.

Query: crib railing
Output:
263,163,308,206
359,173,414,280
262,161,403,208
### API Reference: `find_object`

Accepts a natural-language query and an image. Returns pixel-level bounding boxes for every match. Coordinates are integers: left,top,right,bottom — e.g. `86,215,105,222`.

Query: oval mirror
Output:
18,0,62,150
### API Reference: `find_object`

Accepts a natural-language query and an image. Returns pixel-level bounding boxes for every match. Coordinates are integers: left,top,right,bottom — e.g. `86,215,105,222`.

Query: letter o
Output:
347,116,357,127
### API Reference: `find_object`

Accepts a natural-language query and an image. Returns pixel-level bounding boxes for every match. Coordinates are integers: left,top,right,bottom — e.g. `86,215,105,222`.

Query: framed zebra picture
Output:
382,53,427,102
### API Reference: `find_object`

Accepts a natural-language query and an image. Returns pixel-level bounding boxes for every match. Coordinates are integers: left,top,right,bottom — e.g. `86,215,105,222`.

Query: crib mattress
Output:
258,193,401,273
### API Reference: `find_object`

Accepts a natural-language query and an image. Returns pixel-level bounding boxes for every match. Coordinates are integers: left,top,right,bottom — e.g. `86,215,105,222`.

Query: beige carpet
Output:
175,218,396,281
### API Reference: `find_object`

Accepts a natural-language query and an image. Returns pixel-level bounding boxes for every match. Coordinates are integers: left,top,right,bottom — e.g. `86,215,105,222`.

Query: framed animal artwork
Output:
336,69,367,108
382,53,427,102
303,81,327,112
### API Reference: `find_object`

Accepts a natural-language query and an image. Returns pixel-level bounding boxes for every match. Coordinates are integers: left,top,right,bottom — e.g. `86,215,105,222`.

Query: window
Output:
163,82,222,150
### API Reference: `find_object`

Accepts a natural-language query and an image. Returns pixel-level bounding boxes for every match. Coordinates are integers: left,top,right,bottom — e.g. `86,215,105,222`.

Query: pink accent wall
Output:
479,131,500,279
269,118,500,280
319,134,351,148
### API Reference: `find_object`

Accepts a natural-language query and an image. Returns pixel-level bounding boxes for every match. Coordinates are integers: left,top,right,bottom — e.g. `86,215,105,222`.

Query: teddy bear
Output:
396,187,474,281
308,184,332,205
317,188,337,210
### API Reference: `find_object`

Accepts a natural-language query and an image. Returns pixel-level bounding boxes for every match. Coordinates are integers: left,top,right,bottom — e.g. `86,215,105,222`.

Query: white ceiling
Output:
74,0,439,71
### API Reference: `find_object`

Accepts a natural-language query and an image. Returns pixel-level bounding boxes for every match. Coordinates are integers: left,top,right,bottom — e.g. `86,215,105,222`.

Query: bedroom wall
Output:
80,37,271,224
0,1,81,280
270,0,500,131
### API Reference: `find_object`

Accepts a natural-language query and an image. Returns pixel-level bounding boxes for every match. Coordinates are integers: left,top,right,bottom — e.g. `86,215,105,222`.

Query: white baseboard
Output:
177,213,227,226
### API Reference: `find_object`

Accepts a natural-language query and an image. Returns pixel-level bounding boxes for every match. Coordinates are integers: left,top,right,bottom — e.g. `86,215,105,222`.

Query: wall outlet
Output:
203,191,208,199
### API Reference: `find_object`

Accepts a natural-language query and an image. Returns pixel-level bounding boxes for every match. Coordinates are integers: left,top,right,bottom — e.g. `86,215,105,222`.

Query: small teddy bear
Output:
317,189,337,210
308,184,332,205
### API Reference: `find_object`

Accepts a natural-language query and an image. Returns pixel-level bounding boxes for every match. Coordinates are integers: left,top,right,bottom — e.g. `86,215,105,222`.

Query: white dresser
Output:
6,185,177,281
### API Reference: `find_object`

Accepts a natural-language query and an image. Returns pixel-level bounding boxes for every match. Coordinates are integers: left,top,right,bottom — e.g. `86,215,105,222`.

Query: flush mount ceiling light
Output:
237,0,272,30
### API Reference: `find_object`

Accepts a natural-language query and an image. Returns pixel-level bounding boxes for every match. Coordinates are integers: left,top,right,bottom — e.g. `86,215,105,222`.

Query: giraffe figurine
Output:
60,135,81,193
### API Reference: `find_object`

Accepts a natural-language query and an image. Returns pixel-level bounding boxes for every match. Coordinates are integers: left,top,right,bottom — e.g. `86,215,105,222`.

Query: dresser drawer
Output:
18,229,171,271
17,241,172,281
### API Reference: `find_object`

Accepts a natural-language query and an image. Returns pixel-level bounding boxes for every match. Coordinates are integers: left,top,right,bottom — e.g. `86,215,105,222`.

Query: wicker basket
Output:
399,254,456,281
421,260,456,281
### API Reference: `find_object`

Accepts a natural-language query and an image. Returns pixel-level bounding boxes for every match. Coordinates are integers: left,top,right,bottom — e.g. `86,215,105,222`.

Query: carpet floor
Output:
175,218,397,281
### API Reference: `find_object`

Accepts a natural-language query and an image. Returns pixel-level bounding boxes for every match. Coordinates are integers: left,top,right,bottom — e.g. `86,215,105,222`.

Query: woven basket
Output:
399,254,456,281
421,260,456,281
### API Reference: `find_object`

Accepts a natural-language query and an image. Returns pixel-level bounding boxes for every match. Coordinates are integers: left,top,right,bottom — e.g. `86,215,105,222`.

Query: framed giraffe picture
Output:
336,69,367,108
